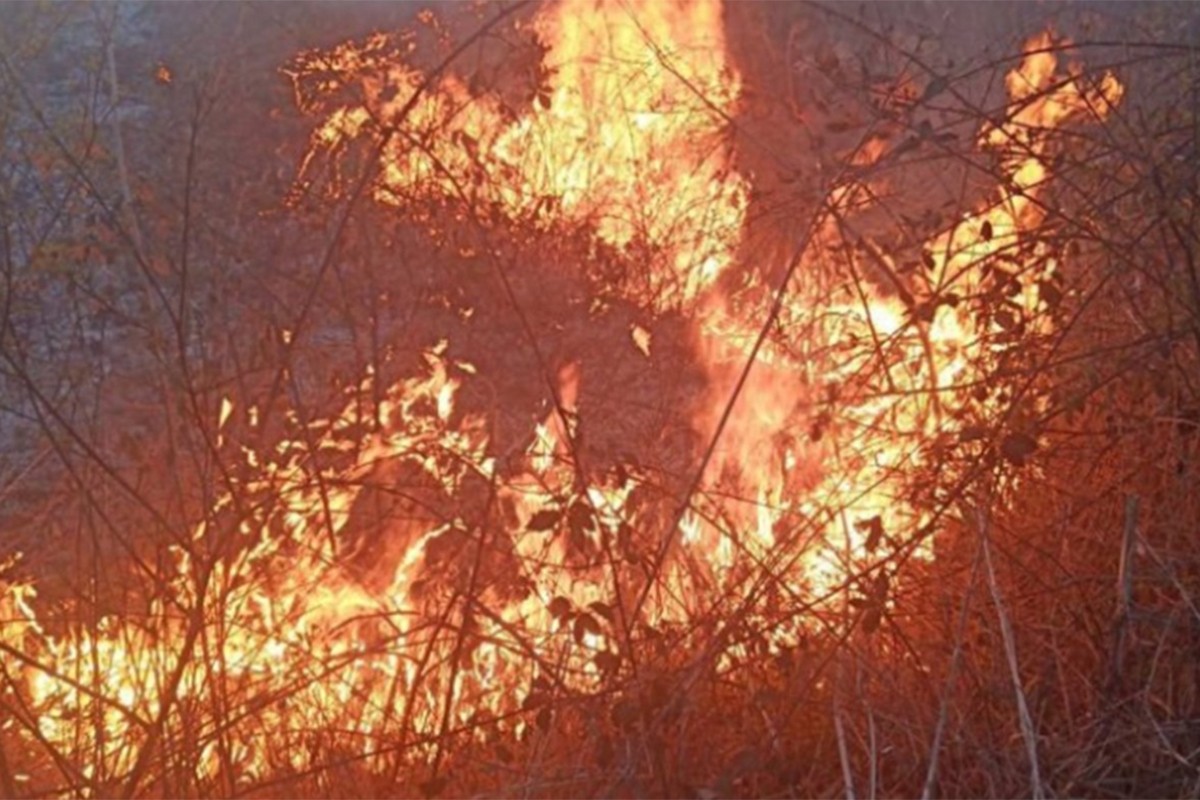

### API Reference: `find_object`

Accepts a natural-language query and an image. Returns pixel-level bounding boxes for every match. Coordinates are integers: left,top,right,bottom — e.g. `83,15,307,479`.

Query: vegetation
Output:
0,2,1198,797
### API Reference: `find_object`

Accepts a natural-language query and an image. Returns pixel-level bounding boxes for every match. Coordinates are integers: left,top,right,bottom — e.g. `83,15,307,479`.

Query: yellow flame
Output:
288,0,747,310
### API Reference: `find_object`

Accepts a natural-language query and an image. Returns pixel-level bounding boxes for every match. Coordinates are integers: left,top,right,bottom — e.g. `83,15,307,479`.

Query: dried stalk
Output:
1108,495,1140,692
102,5,145,260
978,504,1044,800
922,533,985,800
834,681,858,800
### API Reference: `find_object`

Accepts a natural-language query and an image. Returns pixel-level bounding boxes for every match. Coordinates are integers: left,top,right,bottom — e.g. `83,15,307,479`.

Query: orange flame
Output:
289,0,747,310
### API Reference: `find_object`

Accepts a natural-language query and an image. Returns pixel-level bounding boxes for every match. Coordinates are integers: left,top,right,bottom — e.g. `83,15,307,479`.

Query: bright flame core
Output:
290,0,748,310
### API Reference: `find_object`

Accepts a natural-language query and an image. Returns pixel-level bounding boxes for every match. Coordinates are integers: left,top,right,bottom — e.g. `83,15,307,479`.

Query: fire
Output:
288,0,747,310
2,347,494,790
1,5,1124,795
692,32,1123,592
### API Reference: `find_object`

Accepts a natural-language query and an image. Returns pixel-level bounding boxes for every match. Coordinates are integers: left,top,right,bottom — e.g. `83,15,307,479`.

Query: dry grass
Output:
1,2,1199,797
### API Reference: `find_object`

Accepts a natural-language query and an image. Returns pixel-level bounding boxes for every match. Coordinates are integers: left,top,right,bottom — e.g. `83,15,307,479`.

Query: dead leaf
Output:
855,516,885,553
1000,432,1038,466
630,323,652,357
527,508,562,532
548,596,572,620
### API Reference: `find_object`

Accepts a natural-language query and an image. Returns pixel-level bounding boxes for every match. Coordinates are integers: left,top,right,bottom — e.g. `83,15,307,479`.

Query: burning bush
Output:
1,1,1198,797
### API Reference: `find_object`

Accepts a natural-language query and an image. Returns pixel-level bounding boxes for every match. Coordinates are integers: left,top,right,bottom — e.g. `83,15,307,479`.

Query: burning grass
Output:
2,1,1198,797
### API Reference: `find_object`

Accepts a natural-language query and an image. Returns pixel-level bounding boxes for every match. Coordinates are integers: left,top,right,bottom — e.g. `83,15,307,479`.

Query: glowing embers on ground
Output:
287,0,748,311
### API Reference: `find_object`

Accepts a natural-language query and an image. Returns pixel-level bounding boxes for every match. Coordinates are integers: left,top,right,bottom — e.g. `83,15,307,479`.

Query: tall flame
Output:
693,32,1123,591
290,0,748,310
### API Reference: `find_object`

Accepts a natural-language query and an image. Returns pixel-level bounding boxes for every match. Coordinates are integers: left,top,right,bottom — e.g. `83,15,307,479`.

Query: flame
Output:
287,0,747,310
691,31,1122,593
2,348,498,787
1,10,1124,794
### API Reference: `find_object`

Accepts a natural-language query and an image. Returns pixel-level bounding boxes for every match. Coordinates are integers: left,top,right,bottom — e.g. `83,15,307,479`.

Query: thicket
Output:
0,2,1198,797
